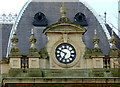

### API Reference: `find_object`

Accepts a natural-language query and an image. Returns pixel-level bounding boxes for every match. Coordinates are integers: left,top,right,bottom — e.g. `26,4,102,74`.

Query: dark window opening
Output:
103,57,110,69
21,57,28,70
33,12,48,26
38,15,42,20
78,15,82,21
74,12,88,26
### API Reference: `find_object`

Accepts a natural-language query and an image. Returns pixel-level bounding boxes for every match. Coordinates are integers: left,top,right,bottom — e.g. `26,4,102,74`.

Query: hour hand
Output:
63,52,67,58
60,50,67,58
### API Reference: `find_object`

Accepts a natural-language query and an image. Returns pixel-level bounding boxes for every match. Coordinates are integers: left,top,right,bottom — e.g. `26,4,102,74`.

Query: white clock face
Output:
55,43,76,64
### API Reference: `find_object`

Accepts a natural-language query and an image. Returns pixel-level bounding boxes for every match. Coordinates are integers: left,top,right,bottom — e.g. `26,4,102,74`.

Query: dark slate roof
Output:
5,2,110,56
0,24,2,59
0,24,13,58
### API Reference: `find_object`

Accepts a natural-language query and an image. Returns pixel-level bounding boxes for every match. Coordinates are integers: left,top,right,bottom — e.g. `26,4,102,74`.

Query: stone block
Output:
10,58,21,68
29,58,39,68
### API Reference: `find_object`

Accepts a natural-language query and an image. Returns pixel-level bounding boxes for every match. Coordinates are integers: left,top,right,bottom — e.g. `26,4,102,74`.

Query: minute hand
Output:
60,50,67,58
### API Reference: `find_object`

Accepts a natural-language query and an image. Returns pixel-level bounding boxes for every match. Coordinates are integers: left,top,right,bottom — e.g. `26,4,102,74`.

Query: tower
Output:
43,2,87,69
1,1,120,87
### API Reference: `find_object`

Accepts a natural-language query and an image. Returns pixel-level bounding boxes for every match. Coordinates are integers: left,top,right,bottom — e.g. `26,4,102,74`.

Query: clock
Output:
55,43,76,64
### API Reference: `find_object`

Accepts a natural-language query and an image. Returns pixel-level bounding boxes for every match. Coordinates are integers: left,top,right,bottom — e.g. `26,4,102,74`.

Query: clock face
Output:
55,43,76,64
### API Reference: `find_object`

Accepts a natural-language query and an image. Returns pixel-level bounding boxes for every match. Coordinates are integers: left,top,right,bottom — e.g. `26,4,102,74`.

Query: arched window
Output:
33,12,48,26
74,12,88,26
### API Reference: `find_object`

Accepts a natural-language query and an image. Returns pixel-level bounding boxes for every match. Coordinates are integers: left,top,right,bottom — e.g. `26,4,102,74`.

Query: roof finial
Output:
9,29,21,57
13,29,16,34
11,29,18,46
109,30,119,57
28,29,40,57
94,29,97,35
29,29,36,48
31,29,34,34
93,29,99,48
111,29,114,36
109,30,116,46
104,12,107,24
60,2,67,17
92,29,104,56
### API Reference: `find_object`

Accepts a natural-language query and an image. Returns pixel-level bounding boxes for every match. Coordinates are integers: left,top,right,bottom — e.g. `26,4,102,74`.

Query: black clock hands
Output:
62,51,67,59
59,49,67,59
55,43,76,64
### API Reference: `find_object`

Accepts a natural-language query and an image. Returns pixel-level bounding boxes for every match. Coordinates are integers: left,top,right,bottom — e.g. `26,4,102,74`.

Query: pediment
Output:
43,23,87,34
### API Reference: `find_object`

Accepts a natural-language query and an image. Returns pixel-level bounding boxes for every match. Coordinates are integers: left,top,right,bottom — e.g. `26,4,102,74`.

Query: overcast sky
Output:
0,0,119,31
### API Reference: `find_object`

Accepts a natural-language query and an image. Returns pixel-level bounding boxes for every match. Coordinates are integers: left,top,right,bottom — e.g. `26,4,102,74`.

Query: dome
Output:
6,0,110,57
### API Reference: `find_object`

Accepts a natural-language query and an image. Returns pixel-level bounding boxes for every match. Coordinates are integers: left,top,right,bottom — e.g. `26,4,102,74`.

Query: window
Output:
21,56,28,69
103,57,110,69
33,12,48,26
74,12,88,26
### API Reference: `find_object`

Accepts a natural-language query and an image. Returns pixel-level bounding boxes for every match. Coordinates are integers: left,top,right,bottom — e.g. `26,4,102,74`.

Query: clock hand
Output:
59,50,66,54
63,52,67,59
59,50,67,59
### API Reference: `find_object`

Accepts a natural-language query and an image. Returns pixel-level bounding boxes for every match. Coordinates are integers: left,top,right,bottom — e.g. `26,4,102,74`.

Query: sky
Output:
83,0,118,31
0,0,119,32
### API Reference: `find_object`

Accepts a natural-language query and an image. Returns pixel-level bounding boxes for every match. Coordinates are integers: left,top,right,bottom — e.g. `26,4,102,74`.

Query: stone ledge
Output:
7,69,120,77
3,77,120,84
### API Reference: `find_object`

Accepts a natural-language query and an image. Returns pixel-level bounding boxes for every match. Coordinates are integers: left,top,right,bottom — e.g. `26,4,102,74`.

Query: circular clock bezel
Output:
55,43,76,64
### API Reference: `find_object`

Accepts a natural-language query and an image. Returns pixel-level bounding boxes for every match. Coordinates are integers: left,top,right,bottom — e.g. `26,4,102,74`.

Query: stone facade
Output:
1,2,120,87
44,24,86,69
